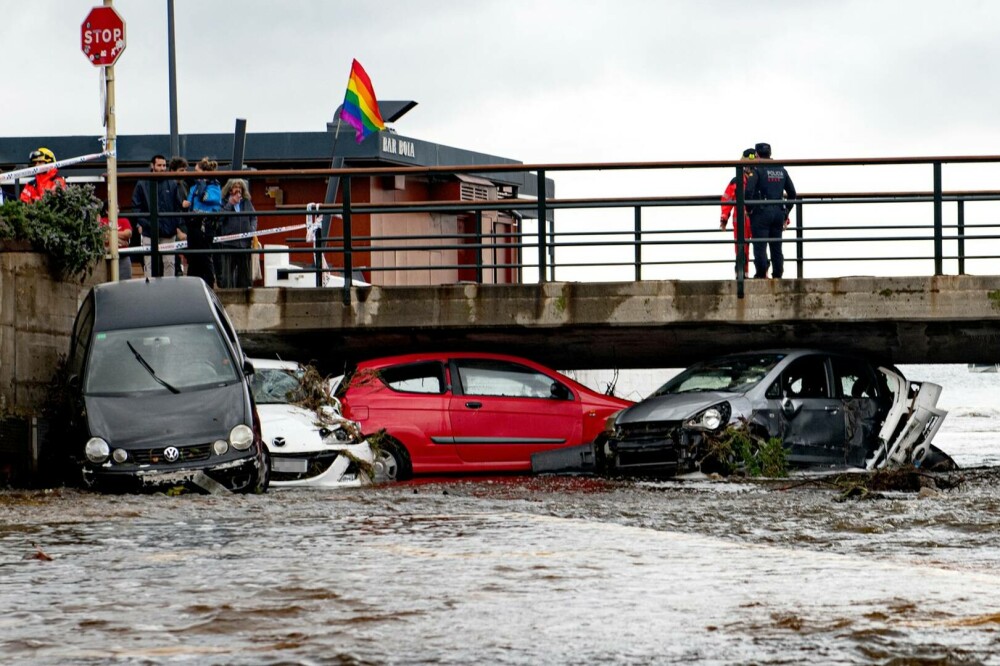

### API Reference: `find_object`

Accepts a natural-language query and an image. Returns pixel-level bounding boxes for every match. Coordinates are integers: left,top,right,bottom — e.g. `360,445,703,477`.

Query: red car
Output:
337,352,633,480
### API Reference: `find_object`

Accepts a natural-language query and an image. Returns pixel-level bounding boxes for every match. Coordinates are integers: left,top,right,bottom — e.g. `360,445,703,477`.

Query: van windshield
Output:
85,323,239,394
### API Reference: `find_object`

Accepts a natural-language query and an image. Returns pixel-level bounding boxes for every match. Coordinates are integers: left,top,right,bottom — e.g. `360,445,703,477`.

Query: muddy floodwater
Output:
3,456,1000,665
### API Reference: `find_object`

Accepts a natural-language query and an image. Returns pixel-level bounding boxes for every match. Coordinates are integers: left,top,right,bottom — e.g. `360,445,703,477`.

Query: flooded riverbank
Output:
3,465,1000,665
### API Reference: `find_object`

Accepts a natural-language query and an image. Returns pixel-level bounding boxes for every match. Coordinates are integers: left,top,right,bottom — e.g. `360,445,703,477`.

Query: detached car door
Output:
449,358,581,466
830,355,887,466
764,354,846,464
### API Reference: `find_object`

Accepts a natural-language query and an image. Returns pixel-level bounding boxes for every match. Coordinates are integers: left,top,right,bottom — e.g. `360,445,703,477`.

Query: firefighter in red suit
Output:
720,147,756,277
20,148,67,203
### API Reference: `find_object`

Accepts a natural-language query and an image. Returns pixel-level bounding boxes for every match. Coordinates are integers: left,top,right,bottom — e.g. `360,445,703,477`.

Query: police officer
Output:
745,142,796,279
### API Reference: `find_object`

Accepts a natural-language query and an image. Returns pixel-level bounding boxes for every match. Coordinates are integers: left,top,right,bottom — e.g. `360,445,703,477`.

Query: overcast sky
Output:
8,1,1000,165
7,0,1000,279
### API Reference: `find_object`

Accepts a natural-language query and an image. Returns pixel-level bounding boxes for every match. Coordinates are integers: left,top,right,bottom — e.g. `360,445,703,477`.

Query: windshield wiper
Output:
126,341,180,394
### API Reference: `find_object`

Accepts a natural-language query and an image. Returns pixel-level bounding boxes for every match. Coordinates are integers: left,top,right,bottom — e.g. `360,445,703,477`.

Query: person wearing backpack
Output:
182,157,223,287
745,142,796,279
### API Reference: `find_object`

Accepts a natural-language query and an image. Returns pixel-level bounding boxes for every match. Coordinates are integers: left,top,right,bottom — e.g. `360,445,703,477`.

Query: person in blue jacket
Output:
182,157,223,287
745,142,796,279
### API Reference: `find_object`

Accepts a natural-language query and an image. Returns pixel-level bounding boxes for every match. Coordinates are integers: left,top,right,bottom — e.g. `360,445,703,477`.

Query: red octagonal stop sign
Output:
82,6,126,67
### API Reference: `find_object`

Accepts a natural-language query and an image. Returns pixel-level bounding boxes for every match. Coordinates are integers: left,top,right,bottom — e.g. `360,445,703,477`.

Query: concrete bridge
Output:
219,274,1000,372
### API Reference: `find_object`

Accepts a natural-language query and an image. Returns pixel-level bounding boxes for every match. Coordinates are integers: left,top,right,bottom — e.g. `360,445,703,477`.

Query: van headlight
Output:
85,438,110,463
229,424,254,451
684,402,732,431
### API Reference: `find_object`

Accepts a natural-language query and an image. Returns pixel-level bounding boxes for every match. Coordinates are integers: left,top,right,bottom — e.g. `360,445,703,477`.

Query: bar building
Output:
0,101,554,286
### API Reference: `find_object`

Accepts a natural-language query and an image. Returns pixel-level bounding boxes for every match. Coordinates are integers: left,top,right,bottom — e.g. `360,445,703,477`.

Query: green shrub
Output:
0,185,105,280
702,421,789,478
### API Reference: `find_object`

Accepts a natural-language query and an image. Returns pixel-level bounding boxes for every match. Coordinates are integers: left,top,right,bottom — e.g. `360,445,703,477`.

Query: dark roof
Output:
0,102,553,198
92,277,220,330
332,100,418,124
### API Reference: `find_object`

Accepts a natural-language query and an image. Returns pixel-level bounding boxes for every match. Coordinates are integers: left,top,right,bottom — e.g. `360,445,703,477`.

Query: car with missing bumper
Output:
249,358,376,488
595,350,954,476
337,352,633,480
60,277,269,493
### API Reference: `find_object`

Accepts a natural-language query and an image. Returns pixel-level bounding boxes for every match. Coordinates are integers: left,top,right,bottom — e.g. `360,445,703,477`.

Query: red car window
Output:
453,359,570,400
378,361,447,394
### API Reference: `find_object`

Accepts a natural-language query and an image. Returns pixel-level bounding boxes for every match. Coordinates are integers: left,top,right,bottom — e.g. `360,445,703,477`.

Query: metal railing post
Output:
475,210,484,284
633,206,642,282
341,175,353,304
933,161,943,275
536,169,547,283
735,165,745,299
957,199,965,275
795,201,804,279
149,180,161,277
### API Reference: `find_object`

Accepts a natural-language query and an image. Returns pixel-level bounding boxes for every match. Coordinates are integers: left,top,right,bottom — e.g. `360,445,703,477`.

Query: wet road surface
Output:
3,468,1000,665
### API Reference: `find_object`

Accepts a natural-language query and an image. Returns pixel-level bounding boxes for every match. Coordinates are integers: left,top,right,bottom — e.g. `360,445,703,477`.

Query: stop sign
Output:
81,6,126,67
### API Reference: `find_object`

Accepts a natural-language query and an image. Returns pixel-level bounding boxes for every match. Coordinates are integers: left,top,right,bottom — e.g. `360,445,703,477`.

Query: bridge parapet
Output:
221,275,1000,371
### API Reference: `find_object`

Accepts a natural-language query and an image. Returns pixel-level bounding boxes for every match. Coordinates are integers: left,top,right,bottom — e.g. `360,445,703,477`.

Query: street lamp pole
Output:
167,0,179,157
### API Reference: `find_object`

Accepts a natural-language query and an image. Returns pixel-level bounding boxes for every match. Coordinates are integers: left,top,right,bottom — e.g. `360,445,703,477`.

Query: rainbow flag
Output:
340,59,386,143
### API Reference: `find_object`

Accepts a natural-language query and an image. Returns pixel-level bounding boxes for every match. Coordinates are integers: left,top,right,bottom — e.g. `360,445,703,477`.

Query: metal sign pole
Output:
103,0,121,281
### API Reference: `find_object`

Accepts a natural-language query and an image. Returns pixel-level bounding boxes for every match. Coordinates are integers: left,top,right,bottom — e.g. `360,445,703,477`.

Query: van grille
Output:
131,443,213,465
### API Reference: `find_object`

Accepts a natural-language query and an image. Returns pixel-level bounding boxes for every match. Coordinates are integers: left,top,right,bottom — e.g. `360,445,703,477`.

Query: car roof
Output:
708,349,899,372
91,277,218,330
353,351,553,370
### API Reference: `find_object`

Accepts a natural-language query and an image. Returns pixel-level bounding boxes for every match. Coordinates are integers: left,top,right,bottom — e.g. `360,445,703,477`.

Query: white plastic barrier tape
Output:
119,222,317,253
0,150,115,182
212,222,313,244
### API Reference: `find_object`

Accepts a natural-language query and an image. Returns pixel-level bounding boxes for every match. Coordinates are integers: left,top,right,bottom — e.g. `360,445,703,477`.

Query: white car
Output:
249,358,375,488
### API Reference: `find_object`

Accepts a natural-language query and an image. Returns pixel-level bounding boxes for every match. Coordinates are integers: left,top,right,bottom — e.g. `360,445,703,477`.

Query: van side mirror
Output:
243,359,256,377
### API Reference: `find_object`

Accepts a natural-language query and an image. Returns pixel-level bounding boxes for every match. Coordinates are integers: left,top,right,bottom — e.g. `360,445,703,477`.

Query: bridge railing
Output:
117,155,1000,300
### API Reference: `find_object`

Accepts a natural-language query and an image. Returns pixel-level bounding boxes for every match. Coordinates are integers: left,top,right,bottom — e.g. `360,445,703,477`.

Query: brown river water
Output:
3,465,1000,665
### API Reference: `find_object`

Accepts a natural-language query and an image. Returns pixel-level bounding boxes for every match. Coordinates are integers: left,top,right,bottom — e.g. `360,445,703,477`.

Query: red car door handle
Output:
465,401,482,409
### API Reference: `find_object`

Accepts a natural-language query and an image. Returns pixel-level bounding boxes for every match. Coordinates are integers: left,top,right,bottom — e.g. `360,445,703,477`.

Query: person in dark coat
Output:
169,156,190,275
216,178,257,288
130,154,185,277
745,142,796,279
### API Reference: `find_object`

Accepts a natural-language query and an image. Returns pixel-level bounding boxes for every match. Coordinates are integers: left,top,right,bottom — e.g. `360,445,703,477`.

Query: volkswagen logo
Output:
163,446,180,462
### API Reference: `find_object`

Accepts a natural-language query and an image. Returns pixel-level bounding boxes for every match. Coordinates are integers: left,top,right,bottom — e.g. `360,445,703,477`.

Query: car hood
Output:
616,391,741,424
84,382,248,448
257,403,325,452
257,403,362,453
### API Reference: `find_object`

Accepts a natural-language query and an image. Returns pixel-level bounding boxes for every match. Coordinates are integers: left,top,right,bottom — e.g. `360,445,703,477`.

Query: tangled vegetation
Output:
292,363,380,480
701,420,789,478
0,185,105,280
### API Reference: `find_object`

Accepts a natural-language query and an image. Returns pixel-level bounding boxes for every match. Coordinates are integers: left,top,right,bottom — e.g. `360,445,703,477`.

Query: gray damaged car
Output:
540,350,953,477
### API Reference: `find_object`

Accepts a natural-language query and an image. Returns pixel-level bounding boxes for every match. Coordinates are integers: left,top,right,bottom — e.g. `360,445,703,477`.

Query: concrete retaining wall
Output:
0,248,104,414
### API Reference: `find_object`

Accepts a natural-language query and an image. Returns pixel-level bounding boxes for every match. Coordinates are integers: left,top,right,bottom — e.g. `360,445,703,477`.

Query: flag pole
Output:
320,117,346,286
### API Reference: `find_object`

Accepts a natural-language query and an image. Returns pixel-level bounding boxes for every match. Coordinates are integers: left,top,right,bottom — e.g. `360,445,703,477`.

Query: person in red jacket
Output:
19,147,67,203
720,147,756,277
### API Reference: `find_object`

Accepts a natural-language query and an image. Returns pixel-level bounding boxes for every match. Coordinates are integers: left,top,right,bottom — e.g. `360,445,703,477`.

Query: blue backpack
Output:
188,179,222,212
